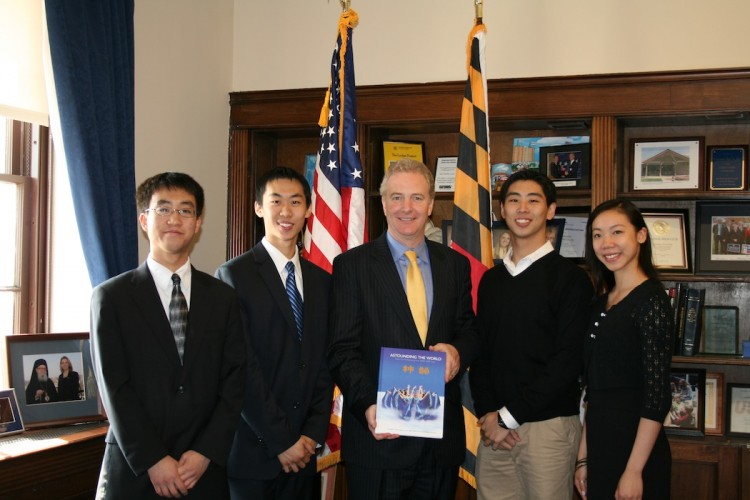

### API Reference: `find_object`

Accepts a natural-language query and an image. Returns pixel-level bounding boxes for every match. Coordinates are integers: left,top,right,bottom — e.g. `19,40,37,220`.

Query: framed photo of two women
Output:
6,333,105,429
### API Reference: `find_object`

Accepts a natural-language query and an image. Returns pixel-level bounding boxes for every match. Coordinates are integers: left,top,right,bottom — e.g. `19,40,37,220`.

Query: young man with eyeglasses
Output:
90,172,246,499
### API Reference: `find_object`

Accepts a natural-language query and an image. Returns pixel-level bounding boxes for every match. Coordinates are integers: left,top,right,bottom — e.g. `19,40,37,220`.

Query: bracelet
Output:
575,458,587,470
575,462,588,471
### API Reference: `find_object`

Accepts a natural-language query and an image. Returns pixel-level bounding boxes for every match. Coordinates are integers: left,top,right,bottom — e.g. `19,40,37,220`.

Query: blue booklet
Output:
375,347,445,439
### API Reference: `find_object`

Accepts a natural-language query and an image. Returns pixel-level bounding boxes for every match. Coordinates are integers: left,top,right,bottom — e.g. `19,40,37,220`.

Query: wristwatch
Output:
497,411,509,429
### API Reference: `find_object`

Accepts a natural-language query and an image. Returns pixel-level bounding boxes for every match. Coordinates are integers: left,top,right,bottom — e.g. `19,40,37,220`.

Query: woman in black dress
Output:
57,356,81,401
575,199,673,499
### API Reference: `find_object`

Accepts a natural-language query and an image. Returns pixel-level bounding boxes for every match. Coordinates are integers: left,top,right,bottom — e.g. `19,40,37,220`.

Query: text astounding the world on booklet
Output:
375,347,446,439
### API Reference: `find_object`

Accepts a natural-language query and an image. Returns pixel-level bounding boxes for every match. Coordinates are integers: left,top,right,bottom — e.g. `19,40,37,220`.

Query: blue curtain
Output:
45,0,138,287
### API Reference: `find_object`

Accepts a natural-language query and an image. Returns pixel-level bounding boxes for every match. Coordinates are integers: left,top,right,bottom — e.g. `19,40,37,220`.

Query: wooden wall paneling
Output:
227,128,251,259
590,116,617,208
669,440,740,500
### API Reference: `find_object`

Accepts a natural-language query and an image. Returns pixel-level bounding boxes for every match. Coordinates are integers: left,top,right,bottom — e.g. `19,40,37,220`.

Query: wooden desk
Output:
0,422,107,499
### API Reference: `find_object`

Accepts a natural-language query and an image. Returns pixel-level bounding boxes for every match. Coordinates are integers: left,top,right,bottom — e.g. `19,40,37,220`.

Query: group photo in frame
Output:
695,201,750,274
631,137,703,191
539,143,591,189
704,372,725,436
0,388,24,437
707,145,748,191
6,333,105,429
641,209,691,273
664,368,705,436
726,383,750,438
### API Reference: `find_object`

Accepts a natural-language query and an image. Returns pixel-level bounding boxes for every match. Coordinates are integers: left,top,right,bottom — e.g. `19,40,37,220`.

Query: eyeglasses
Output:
144,207,196,218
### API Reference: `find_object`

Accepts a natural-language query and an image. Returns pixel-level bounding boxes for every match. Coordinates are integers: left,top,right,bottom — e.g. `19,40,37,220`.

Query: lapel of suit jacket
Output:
372,234,424,347
182,267,213,370
253,243,299,339
130,263,183,367
298,258,317,348
425,241,446,345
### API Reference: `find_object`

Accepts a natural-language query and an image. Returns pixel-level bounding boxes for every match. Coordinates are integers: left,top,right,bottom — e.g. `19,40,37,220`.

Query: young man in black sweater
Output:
469,169,593,500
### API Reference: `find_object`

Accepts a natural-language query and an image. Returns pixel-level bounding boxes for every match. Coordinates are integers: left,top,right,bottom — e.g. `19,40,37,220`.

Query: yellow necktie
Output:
404,250,428,346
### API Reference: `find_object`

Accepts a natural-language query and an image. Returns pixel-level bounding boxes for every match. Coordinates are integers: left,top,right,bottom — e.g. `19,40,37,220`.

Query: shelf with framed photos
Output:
227,68,750,499
609,77,750,499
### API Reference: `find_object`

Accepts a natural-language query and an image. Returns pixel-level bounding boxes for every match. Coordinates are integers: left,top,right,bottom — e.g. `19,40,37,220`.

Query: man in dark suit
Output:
216,167,333,499
90,172,246,499
327,158,480,499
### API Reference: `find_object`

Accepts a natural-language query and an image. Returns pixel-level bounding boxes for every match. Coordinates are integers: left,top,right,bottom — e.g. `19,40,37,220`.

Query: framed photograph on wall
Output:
700,306,740,355
383,140,424,172
664,368,705,436
695,201,750,274
707,145,748,191
539,143,591,189
6,333,105,429
555,208,590,262
0,388,24,437
631,138,703,191
726,383,750,438
704,372,725,436
491,222,512,263
641,209,691,272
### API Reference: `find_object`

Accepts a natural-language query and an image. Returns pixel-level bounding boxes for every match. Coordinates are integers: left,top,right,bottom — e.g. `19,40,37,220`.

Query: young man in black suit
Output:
90,172,246,499
216,167,333,499
327,158,479,499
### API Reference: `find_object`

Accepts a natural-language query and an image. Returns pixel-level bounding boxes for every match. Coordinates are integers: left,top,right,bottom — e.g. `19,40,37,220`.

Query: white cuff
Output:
499,407,520,429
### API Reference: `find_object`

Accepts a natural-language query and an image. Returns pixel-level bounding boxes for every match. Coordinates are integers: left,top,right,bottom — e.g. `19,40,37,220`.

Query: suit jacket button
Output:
177,386,184,394
293,402,300,409
299,363,306,369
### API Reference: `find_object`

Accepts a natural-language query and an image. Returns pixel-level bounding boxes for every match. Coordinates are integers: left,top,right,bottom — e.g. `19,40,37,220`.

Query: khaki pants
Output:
476,415,581,500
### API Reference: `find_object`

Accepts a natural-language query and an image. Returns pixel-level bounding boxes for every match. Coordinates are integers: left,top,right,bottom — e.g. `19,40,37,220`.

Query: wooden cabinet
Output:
0,425,106,499
228,68,750,499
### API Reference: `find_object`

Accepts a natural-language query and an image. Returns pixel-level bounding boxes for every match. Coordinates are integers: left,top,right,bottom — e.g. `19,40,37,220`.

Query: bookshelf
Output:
228,67,750,499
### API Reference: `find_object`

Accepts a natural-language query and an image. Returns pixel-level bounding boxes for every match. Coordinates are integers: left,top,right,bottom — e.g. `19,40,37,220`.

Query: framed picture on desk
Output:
0,389,24,437
6,333,106,429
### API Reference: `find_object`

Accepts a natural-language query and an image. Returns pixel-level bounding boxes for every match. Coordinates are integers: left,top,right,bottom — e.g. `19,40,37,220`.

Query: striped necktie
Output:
404,250,428,346
285,261,304,341
169,273,188,362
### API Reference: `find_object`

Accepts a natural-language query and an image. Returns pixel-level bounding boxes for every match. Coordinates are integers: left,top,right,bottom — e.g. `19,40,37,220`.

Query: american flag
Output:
307,8,365,473
451,21,493,489
303,9,366,274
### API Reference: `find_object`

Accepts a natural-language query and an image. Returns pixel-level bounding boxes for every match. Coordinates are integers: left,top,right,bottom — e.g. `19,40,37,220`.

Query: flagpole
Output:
340,0,350,12
474,0,483,24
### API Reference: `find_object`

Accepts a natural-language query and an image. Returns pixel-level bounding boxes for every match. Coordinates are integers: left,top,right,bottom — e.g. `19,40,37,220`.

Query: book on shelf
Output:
375,347,445,439
669,284,706,356
680,288,705,357
670,283,687,355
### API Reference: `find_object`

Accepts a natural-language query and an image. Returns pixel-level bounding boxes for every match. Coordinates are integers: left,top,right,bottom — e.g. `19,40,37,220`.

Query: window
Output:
0,118,46,335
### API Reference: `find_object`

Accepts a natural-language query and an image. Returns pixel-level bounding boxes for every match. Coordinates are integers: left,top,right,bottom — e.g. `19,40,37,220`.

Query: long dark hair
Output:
585,199,661,295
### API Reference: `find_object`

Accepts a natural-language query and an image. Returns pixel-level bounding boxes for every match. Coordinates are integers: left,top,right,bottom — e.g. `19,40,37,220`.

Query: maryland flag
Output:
450,21,493,489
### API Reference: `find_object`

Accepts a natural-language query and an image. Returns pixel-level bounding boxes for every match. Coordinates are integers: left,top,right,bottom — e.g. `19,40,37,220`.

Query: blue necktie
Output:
285,261,303,341
169,274,188,362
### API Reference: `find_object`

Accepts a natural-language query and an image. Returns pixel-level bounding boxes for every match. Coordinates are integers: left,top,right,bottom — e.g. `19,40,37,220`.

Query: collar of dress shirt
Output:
503,240,554,277
385,232,430,266
261,237,303,296
146,254,192,305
